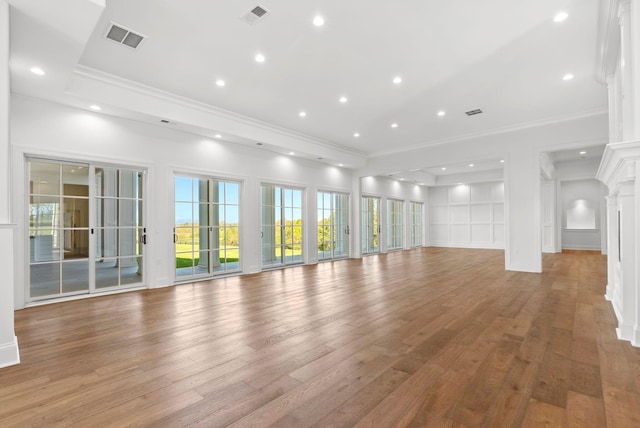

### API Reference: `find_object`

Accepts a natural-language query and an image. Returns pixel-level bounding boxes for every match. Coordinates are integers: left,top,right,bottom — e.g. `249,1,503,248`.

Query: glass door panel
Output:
361,196,380,255
95,167,145,290
262,184,303,268
410,202,423,247
317,191,349,260
174,176,241,280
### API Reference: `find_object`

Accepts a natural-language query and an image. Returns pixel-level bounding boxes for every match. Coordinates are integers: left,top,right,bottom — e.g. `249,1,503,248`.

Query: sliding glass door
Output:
361,196,380,255
28,159,145,301
261,185,303,268
317,191,349,260
410,201,423,247
387,199,404,250
174,176,240,280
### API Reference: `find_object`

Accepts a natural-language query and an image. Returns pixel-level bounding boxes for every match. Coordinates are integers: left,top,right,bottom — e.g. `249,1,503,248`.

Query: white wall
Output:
10,95,354,309
359,176,428,254
428,182,504,249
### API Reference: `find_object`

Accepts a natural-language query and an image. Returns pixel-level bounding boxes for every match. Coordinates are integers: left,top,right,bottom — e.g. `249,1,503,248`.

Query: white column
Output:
605,195,619,301
617,180,636,342
504,148,542,272
0,0,19,368
540,179,557,253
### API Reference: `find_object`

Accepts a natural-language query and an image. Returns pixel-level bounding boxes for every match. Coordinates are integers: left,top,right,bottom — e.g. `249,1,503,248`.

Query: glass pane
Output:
119,228,139,257
175,177,193,202
197,227,209,252
62,165,89,196
226,182,239,204
120,170,140,199
175,202,193,226
222,226,237,249
30,230,59,262
96,228,118,258
95,167,118,198
119,199,139,227
195,179,209,203
62,228,89,259
284,188,293,207
30,263,60,297
63,197,89,228
95,259,118,289
293,190,302,207
61,260,89,293
216,181,225,203
29,195,60,229
261,186,274,206
120,257,142,285
197,204,210,227
226,206,239,225
175,227,194,252
30,162,60,195
99,198,118,227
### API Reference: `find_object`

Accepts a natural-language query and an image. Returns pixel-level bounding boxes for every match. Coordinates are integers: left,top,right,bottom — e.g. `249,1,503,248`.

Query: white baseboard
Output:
0,336,20,369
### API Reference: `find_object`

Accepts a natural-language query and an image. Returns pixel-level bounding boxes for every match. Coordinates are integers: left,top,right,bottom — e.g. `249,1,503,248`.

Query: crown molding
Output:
368,107,609,158
71,65,367,160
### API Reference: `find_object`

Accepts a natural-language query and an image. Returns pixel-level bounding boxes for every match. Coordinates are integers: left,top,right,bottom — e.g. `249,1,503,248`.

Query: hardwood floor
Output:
1,247,639,427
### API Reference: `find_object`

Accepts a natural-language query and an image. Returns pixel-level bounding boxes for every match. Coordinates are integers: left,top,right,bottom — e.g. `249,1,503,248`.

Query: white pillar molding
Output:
350,176,361,258
597,141,640,346
604,195,619,300
0,0,19,368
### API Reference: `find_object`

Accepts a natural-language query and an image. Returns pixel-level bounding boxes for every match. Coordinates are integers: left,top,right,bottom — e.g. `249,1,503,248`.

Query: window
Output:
174,176,240,279
317,191,349,260
261,185,303,267
387,199,403,250
410,201,423,247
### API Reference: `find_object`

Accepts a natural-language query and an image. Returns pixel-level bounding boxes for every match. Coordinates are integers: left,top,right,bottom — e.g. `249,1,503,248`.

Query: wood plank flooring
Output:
1,247,639,427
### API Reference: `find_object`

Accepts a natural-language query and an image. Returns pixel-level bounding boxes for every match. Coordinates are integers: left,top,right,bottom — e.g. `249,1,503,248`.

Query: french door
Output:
28,159,145,301
174,176,241,280
317,191,349,260
387,199,404,250
261,184,303,268
361,196,380,255
410,201,423,247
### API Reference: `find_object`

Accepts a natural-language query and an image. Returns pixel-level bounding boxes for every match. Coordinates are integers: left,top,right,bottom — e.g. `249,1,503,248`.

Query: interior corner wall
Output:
10,95,354,309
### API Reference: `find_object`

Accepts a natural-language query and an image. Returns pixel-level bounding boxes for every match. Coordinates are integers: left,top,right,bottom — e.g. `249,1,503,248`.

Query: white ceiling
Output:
8,0,607,176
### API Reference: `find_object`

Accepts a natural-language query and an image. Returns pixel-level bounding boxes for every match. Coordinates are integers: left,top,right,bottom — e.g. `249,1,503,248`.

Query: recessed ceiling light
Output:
89,105,101,111
339,96,348,103
30,67,45,76
313,16,325,27
391,123,398,128
500,159,505,163
579,151,587,155
338,163,344,167
215,134,222,139
563,73,574,81
469,163,474,167
215,79,225,87
437,110,446,117
354,132,360,137
393,76,403,84
554,12,569,22
441,167,446,171
400,178,405,181
419,182,425,185
299,111,307,117
255,53,266,63
289,152,295,155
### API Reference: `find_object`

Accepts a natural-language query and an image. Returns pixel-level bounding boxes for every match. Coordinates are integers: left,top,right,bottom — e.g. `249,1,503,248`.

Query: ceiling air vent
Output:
105,23,146,49
465,108,483,116
241,5,270,25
